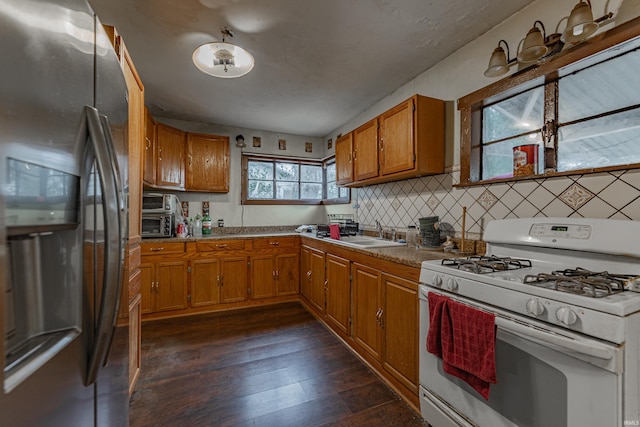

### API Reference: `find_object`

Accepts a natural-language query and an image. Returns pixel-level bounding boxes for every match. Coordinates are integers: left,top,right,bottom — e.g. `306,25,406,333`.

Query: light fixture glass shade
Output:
517,26,548,63
561,1,598,44
484,46,509,77
193,41,255,78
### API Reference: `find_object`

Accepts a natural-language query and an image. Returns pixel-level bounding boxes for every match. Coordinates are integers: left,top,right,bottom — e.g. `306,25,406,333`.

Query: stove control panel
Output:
530,223,592,239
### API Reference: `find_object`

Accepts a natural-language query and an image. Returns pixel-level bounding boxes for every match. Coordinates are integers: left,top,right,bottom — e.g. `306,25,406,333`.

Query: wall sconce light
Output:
484,1,613,78
484,40,516,77
235,135,246,148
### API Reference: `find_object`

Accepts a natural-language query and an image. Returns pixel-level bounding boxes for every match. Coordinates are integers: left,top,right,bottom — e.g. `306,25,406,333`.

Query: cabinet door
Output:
352,263,383,361
276,253,299,296
155,260,188,311
186,133,230,192
143,108,156,186
156,123,185,189
383,274,418,393
300,246,311,301
335,132,354,185
309,248,326,313
380,98,415,176
139,262,154,315
191,259,222,307
353,118,379,181
250,255,275,300
220,256,248,303
325,254,350,335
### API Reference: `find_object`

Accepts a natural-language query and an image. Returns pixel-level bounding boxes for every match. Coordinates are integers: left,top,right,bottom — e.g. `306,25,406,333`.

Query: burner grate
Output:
442,255,532,274
523,268,631,298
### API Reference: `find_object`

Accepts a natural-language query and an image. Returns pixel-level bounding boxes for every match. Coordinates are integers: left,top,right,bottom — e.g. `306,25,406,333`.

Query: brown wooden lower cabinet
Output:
352,262,383,361
325,254,350,336
250,253,299,299
140,259,188,314
191,256,248,306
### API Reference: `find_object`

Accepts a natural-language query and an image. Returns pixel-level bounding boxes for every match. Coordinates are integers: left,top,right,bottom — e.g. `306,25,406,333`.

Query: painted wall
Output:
325,0,640,238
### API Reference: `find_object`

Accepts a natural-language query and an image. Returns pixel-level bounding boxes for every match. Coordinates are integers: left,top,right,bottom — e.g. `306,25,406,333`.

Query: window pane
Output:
248,161,273,180
339,187,349,198
248,180,273,199
326,181,338,199
276,181,299,199
301,183,322,199
326,163,336,182
276,162,298,181
301,164,323,182
482,134,543,180
483,86,544,143
559,49,640,123
557,108,640,172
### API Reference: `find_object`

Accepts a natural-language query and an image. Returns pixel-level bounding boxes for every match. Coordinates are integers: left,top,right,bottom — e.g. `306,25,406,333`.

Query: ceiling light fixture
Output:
193,27,254,78
484,1,613,78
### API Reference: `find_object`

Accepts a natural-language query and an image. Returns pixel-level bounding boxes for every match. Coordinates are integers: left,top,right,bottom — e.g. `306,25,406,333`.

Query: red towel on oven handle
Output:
426,293,497,400
329,224,341,240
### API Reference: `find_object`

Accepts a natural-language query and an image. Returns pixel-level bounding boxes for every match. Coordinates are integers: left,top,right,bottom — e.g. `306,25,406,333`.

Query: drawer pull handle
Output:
216,244,228,248
269,241,280,246
150,247,164,251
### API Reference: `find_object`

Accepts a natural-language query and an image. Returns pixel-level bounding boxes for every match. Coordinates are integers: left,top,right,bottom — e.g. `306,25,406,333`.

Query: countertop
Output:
141,230,453,269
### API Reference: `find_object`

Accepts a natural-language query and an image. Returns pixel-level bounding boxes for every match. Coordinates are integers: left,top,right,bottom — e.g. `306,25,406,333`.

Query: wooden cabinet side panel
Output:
380,99,414,176
353,119,379,181
128,292,141,396
325,254,350,335
352,263,382,361
383,275,419,393
191,259,221,307
300,246,312,301
415,95,445,175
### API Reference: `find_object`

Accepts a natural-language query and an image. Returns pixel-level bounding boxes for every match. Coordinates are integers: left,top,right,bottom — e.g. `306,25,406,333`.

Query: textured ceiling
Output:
89,0,537,137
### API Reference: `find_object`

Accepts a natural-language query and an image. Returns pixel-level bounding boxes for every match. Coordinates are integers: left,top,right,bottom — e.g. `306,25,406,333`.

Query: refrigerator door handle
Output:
84,106,124,387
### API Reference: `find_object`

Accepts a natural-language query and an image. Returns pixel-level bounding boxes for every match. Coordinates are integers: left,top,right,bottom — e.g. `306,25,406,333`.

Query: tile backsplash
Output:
354,168,640,239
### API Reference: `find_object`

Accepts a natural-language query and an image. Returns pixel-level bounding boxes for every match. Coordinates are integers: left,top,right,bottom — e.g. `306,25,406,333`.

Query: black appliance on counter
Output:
316,221,359,237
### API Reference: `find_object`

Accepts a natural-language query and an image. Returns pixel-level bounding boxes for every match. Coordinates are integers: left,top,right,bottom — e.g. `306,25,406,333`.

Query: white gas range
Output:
418,217,640,427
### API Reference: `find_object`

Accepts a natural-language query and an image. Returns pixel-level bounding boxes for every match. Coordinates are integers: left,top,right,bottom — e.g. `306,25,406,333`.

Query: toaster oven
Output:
141,213,174,238
142,192,179,214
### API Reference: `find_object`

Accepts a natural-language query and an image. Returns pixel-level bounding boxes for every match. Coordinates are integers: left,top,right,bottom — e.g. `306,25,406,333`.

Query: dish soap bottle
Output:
194,214,203,237
202,212,212,235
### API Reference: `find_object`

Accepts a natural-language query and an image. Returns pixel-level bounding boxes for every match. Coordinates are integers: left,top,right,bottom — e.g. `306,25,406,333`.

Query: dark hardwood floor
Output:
129,302,428,427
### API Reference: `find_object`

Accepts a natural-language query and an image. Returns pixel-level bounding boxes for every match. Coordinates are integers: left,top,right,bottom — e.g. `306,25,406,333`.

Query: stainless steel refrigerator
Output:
0,0,129,425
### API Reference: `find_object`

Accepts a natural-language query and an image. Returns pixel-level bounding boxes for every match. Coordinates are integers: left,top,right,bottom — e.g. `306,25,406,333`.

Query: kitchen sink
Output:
331,235,406,249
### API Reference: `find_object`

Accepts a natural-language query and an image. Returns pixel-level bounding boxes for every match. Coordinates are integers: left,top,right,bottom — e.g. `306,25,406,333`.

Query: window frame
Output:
241,154,350,205
458,17,640,186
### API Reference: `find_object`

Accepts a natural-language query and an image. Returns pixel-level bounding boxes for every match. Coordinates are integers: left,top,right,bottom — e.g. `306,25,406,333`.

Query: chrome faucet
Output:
375,220,383,239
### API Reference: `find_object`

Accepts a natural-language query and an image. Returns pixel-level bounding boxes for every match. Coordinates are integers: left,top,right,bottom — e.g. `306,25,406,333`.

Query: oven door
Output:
418,286,622,427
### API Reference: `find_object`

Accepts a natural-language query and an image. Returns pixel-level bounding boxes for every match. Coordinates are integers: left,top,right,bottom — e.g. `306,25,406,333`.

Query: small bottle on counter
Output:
188,217,194,237
194,214,203,237
202,212,212,235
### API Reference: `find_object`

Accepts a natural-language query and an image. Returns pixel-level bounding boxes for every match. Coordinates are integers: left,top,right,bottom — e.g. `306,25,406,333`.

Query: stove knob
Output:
446,278,459,291
526,299,545,316
556,307,578,326
432,275,443,287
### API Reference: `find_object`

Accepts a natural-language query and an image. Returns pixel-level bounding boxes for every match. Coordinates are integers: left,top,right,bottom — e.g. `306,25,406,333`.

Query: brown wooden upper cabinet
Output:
186,133,230,192
336,94,445,187
335,132,354,185
143,108,156,186
155,123,185,190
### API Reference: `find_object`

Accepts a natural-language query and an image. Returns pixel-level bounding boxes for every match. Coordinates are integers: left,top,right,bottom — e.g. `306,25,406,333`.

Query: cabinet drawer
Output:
197,239,248,252
252,237,297,249
141,242,185,256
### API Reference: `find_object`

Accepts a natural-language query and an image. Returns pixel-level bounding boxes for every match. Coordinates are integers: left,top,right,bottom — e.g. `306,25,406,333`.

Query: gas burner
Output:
442,255,532,274
523,267,633,298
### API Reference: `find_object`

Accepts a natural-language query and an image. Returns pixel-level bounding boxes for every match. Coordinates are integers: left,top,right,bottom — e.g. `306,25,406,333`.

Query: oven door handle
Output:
495,317,613,360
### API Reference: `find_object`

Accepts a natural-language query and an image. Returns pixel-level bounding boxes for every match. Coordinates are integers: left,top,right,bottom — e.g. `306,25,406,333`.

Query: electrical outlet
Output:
352,203,360,209
218,219,224,227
